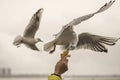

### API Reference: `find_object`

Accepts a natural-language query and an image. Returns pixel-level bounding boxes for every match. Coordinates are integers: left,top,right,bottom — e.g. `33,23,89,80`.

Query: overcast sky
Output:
0,0,120,75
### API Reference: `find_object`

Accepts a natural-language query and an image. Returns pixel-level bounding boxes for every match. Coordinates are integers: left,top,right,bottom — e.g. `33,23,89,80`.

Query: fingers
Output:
61,56,69,64
61,56,70,63
54,51,70,75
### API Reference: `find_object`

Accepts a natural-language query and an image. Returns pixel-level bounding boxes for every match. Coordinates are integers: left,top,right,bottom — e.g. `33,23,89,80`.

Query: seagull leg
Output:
49,43,56,54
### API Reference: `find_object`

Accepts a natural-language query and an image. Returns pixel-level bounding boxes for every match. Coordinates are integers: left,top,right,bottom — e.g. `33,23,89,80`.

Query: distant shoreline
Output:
0,74,120,78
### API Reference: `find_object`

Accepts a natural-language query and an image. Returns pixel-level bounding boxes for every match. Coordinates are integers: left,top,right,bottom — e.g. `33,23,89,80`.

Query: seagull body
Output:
44,0,120,53
13,8,43,51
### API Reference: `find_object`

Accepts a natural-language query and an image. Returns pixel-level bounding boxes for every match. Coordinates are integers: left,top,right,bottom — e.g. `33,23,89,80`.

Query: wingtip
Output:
104,49,108,53
36,8,44,14
94,1,114,14
113,0,116,3
110,0,116,3
39,8,44,12
115,37,120,42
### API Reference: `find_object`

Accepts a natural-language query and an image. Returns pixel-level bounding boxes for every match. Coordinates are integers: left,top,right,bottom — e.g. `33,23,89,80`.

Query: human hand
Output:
54,51,70,76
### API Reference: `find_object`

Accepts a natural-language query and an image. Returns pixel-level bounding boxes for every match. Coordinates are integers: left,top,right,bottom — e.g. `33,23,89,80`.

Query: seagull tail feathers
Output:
44,40,56,52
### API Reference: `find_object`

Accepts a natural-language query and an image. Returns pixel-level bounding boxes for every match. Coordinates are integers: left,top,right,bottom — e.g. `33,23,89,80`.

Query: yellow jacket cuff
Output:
48,74,61,80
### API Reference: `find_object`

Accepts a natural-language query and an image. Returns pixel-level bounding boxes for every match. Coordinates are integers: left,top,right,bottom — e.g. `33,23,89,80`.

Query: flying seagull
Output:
13,8,43,51
44,0,120,53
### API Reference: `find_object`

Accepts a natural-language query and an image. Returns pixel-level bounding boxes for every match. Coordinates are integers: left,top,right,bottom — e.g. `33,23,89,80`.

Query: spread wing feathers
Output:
23,8,43,38
67,0,115,27
25,44,40,51
95,0,115,14
53,0,115,38
76,33,119,53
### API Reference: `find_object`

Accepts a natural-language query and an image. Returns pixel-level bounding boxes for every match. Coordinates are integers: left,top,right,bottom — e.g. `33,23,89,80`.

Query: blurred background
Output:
0,0,120,80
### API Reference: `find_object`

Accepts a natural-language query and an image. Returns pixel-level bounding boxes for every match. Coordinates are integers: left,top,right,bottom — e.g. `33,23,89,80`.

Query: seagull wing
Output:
67,0,115,26
25,44,40,51
54,0,115,38
23,8,43,38
76,33,119,53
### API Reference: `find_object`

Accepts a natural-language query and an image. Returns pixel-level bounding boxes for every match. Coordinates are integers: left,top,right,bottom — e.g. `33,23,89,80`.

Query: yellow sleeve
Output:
48,74,61,80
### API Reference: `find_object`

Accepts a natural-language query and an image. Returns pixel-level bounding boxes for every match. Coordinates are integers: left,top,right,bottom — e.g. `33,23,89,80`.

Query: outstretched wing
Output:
67,0,115,26
23,8,43,38
76,33,119,53
54,0,115,38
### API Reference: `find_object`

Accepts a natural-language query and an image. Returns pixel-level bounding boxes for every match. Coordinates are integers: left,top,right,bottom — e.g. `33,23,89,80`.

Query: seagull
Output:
13,8,43,51
44,0,120,53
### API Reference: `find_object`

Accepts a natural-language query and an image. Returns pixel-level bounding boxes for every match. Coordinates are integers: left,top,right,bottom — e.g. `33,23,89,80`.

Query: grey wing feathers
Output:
25,44,40,51
67,0,115,27
76,33,119,53
53,0,115,39
95,0,115,14
67,13,95,26
23,8,43,38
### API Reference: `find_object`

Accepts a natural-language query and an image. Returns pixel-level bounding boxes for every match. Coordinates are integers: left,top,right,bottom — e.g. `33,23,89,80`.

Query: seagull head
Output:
69,45,76,50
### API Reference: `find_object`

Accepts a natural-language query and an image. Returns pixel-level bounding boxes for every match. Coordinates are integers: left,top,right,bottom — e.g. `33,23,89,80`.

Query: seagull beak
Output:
41,40,44,42
39,39,44,42
13,41,21,47
17,45,21,48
